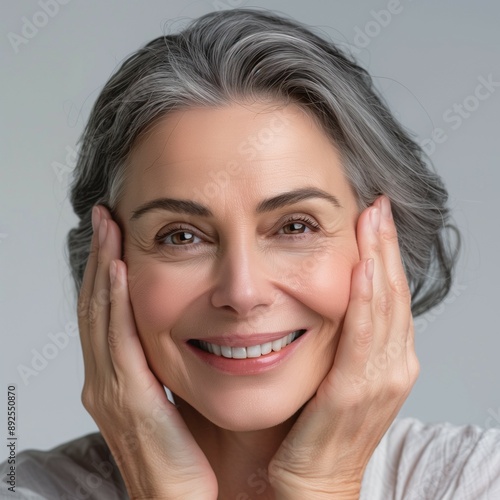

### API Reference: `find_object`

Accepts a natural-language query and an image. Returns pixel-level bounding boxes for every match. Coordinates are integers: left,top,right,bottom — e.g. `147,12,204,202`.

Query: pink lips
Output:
185,329,310,375
190,329,306,348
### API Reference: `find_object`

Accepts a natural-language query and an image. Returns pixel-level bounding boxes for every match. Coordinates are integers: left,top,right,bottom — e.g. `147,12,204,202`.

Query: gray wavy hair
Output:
66,7,460,317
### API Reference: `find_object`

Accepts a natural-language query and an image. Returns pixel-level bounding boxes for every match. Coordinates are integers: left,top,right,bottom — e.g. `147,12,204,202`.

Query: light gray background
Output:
1,0,499,462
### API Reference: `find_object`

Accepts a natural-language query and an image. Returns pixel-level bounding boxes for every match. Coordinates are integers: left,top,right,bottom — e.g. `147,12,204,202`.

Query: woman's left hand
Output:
268,195,420,499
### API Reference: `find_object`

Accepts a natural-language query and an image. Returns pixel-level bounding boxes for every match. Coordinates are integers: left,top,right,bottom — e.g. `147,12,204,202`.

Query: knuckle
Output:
82,383,117,417
77,289,91,317
357,284,372,304
386,376,409,398
368,240,381,255
375,291,392,317
387,338,405,359
96,251,106,267
88,246,98,260
390,274,411,300
365,359,381,381
409,355,421,381
95,287,110,307
107,326,121,351
88,297,100,329
354,323,373,350
81,386,95,411
380,225,398,244
109,290,120,309
373,352,389,371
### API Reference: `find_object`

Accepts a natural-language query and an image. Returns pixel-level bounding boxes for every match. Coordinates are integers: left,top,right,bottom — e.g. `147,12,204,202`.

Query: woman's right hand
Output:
77,205,218,500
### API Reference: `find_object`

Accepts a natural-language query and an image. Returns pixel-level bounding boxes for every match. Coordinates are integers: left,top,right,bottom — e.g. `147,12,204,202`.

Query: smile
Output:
189,329,307,359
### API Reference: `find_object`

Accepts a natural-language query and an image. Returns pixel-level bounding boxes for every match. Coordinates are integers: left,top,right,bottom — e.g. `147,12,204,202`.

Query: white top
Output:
2,417,500,499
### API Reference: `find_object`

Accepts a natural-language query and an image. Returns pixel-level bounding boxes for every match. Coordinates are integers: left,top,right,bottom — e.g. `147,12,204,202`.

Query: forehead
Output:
120,101,351,211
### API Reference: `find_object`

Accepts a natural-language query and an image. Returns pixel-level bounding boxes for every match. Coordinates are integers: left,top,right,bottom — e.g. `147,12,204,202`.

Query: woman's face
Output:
115,101,361,431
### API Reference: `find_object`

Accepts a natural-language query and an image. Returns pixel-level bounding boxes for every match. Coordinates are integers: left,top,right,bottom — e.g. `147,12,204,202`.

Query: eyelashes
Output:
154,215,321,251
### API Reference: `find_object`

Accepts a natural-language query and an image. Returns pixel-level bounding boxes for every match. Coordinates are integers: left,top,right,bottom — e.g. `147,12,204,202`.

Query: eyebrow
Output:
129,187,342,222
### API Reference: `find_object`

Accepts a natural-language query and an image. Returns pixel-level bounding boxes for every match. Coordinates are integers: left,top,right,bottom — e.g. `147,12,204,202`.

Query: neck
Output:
175,395,302,500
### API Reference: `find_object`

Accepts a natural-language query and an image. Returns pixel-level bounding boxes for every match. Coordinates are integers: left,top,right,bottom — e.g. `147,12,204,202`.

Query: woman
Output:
3,7,500,500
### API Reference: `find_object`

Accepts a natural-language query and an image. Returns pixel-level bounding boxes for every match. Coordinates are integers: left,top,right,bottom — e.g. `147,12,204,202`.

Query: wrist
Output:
272,480,361,500
270,470,362,500
273,484,360,500
274,492,359,500
274,492,360,500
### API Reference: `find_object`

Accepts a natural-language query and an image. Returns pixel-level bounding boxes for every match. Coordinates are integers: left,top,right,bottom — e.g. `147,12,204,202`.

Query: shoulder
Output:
361,417,500,500
0,432,128,499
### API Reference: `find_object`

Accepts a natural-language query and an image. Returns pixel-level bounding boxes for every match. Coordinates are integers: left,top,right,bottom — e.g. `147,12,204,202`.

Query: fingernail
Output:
381,197,393,220
370,207,380,233
99,218,108,246
91,206,100,233
365,258,374,281
109,260,117,284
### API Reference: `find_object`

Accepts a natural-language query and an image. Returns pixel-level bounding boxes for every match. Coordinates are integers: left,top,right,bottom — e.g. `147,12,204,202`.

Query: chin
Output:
206,409,295,432
180,384,314,433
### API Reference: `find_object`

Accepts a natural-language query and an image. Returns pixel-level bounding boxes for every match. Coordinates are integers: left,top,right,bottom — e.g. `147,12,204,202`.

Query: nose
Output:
210,235,277,318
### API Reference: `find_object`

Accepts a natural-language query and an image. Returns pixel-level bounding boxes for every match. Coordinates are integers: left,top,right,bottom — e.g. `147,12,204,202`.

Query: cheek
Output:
127,262,205,335
283,244,358,322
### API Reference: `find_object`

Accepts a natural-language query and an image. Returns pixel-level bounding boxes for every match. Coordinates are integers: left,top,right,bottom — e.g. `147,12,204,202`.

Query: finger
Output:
78,206,101,320
371,196,413,385
356,203,392,349
328,257,374,395
375,197,412,374
77,205,102,374
377,196,412,336
107,259,151,379
88,209,121,367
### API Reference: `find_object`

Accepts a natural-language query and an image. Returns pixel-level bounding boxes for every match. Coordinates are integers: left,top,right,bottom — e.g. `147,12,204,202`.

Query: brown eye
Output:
169,231,196,245
155,225,202,247
155,215,321,252
282,221,308,234
278,215,320,237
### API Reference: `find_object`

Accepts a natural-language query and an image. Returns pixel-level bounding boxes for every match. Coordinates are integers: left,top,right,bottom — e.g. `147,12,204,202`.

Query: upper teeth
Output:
198,330,304,359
